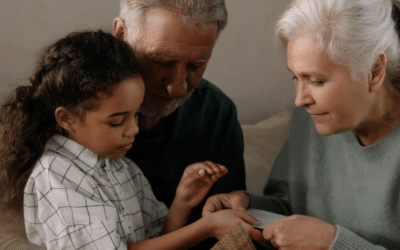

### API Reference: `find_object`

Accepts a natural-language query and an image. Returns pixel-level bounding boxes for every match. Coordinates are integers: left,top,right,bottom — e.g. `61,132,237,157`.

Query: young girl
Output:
0,31,262,250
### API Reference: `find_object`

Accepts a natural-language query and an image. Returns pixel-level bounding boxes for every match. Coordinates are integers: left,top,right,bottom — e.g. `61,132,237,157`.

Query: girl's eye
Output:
109,121,124,127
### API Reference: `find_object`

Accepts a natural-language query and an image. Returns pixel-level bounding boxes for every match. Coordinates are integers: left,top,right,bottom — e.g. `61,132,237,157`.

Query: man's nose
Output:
294,82,313,107
166,64,188,98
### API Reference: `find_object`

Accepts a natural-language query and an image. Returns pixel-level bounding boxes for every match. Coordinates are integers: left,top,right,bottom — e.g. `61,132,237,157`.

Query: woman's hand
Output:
262,215,337,250
206,208,264,242
175,161,228,209
202,190,250,216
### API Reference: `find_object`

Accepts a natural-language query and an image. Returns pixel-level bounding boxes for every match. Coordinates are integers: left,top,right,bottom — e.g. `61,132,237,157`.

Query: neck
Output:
353,90,400,146
138,115,162,132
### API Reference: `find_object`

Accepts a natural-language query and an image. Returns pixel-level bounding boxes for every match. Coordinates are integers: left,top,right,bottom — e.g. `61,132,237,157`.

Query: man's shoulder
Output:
185,78,237,112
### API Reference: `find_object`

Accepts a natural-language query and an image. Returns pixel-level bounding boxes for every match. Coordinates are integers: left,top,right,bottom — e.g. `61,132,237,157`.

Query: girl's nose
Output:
124,116,139,138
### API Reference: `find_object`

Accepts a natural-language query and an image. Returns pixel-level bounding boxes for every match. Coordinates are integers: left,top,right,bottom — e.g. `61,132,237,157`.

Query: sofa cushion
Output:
242,109,292,196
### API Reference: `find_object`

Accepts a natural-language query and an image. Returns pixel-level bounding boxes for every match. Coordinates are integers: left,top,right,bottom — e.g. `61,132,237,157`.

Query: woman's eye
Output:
312,81,324,86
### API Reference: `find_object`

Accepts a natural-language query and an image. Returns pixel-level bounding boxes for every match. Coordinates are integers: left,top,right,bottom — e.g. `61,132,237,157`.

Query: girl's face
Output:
287,36,373,136
69,77,145,160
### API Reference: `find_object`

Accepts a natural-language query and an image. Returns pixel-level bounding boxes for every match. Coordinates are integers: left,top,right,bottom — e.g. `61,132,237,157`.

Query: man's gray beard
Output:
139,91,194,119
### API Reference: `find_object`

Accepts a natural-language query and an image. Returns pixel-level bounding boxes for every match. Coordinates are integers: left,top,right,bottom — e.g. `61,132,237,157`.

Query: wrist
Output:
170,197,194,214
198,214,215,239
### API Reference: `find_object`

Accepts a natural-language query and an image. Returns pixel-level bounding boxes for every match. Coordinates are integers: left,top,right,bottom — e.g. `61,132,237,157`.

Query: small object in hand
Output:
211,223,257,250
198,169,205,175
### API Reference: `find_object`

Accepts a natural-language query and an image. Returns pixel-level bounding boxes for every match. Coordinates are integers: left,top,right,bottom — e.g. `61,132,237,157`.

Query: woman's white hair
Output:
276,0,400,94
120,0,227,43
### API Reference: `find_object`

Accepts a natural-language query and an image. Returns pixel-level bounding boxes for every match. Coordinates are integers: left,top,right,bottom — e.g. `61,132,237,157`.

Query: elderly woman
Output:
202,0,400,249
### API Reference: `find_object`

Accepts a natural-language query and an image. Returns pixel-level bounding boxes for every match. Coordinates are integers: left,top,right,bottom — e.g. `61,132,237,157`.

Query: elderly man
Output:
113,0,246,248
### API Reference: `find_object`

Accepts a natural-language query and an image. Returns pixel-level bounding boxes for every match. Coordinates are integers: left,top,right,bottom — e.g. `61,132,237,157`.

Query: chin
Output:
140,96,191,119
314,124,339,136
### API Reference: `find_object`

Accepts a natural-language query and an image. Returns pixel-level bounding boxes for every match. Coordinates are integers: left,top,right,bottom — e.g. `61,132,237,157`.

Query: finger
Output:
210,165,228,182
262,224,275,241
188,169,213,187
202,196,223,216
185,162,214,176
246,226,265,242
197,168,205,176
235,210,261,226
216,164,228,176
204,161,221,174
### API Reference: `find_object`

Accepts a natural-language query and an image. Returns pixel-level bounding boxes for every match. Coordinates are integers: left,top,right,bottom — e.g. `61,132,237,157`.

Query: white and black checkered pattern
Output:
24,135,169,250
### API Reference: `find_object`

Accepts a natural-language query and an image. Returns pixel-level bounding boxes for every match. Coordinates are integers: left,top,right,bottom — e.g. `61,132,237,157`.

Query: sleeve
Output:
29,156,127,250
329,226,388,250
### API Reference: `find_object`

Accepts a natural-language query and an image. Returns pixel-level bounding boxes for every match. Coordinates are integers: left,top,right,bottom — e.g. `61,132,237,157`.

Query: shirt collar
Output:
46,135,101,176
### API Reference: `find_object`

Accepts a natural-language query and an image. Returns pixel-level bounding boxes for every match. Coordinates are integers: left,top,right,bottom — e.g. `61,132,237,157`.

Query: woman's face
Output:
287,36,373,136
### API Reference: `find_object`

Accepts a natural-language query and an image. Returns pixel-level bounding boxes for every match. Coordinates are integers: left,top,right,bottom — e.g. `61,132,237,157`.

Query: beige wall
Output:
0,0,295,124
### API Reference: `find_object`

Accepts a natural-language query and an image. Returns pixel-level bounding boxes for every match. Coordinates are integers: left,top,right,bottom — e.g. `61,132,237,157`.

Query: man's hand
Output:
263,215,337,250
202,190,250,217
175,161,228,209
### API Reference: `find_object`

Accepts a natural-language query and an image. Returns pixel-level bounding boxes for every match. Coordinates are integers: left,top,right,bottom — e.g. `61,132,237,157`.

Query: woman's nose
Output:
294,82,314,107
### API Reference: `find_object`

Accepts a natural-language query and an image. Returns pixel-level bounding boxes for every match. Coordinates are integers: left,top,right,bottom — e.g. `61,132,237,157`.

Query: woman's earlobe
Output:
369,53,387,92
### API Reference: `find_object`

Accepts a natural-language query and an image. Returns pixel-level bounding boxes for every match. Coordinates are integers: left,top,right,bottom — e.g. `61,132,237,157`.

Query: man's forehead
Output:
144,41,214,61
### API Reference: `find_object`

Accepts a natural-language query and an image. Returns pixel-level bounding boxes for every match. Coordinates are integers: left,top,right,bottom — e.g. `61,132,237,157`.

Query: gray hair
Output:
120,0,227,42
276,0,400,94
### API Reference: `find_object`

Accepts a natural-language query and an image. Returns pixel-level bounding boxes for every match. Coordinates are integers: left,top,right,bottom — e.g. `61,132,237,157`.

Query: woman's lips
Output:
310,112,329,121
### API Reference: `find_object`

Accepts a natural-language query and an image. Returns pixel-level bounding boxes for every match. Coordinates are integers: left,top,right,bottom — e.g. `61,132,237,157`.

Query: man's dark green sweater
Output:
126,78,246,225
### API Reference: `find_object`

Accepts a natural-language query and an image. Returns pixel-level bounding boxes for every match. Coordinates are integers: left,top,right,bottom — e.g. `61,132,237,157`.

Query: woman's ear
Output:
55,107,76,133
113,17,127,40
369,53,387,93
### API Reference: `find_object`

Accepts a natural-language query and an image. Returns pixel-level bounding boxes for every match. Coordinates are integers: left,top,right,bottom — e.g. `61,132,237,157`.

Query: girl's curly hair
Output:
0,30,140,211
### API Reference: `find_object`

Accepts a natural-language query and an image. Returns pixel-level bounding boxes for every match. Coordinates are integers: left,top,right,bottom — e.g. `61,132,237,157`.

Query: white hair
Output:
276,0,400,94
119,0,227,43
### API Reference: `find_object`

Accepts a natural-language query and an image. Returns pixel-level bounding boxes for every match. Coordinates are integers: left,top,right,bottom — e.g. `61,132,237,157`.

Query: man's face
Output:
127,7,218,119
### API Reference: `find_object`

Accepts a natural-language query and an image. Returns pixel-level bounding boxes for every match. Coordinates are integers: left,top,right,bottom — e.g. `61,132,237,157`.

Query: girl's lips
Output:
120,143,133,151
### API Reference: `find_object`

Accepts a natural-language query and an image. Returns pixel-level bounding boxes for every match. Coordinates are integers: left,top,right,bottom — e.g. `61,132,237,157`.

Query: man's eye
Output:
188,63,204,69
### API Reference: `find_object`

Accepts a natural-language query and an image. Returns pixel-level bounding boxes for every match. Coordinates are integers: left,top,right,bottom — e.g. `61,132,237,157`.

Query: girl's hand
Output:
175,161,228,209
262,215,337,250
206,208,264,242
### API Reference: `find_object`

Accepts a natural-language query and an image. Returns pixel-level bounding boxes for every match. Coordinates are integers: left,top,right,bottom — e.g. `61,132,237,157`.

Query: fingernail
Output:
198,169,205,175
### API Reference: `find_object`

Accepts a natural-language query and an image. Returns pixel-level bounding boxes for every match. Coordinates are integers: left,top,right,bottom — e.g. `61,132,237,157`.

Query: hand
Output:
263,215,337,250
206,208,264,242
175,161,228,209
202,190,250,217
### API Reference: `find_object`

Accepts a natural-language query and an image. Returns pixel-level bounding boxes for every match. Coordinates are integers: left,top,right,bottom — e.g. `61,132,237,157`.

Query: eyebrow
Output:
108,112,129,118
286,66,326,78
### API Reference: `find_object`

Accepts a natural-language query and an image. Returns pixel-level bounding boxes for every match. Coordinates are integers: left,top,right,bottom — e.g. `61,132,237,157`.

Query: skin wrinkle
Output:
119,6,218,130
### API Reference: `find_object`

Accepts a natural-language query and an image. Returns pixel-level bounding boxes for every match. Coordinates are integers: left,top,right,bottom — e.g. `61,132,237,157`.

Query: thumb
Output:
247,226,265,242
202,197,223,217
